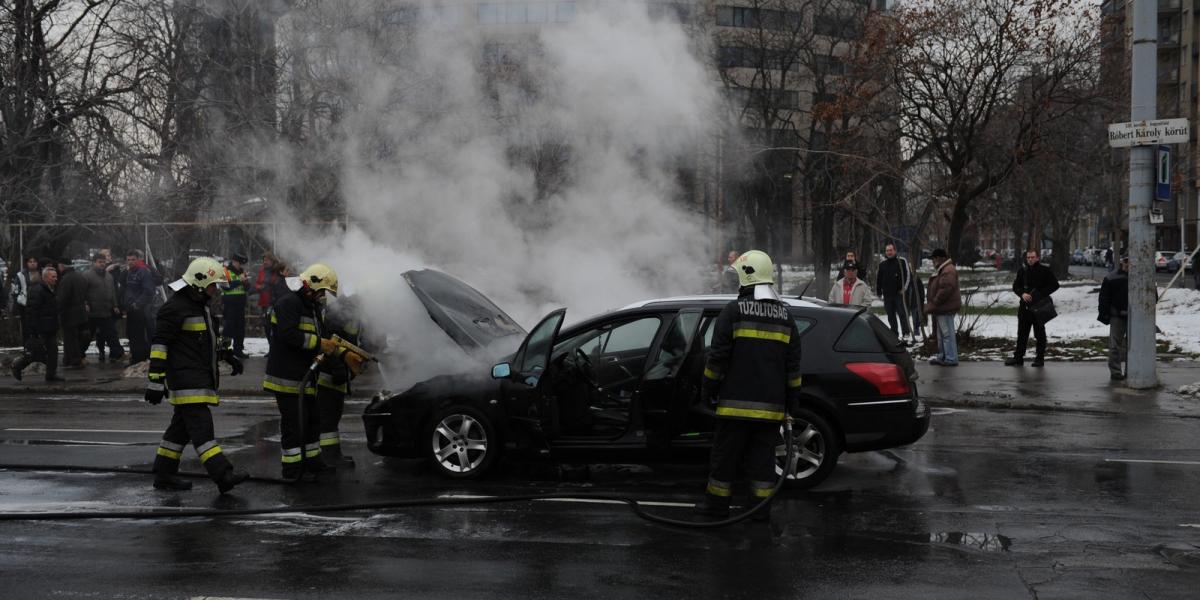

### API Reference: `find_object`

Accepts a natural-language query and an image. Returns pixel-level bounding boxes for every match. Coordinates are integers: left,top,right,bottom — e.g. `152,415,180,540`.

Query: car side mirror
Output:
492,362,512,379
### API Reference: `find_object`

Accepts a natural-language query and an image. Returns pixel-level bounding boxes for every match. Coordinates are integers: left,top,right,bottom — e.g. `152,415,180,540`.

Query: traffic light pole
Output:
1127,0,1158,389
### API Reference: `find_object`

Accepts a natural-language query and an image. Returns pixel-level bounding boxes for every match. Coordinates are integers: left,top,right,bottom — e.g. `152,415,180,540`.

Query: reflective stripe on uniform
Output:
146,382,165,392
304,442,321,458
156,446,182,460
749,480,774,498
703,367,723,381
299,316,318,333
344,324,360,336
281,447,302,464
715,399,785,422
169,388,219,405
181,316,207,332
263,375,316,395
148,371,166,381
317,372,348,392
787,373,803,388
150,344,168,360
706,478,732,497
319,432,340,447
732,321,791,344
302,333,318,350
197,440,222,464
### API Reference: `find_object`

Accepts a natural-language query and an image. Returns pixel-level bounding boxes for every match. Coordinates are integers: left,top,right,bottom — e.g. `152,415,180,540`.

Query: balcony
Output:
1159,68,1180,84
1158,0,1180,13
1159,29,1181,48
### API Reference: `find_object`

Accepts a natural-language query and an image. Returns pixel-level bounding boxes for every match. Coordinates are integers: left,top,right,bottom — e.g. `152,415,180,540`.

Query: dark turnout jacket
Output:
147,288,220,405
317,306,363,394
701,288,803,422
264,289,323,395
1013,262,1060,310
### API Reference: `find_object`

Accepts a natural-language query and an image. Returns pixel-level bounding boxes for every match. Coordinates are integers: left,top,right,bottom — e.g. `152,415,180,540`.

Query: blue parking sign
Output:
1156,145,1171,202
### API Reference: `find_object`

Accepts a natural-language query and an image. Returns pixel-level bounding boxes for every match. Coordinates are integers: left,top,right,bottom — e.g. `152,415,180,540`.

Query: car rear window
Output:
834,313,885,353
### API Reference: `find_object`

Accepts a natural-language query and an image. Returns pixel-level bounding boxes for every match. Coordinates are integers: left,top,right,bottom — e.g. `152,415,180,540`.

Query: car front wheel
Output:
425,405,500,479
774,407,840,489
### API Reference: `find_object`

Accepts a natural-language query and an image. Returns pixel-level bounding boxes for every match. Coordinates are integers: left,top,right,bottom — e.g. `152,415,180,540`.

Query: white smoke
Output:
272,3,717,387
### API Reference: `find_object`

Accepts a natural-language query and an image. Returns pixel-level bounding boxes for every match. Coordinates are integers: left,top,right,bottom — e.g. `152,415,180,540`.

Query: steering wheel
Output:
574,348,596,383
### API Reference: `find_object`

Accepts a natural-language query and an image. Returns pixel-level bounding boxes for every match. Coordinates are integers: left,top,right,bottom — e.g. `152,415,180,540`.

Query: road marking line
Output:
4,428,160,434
436,494,696,508
1105,458,1200,466
1181,524,1200,528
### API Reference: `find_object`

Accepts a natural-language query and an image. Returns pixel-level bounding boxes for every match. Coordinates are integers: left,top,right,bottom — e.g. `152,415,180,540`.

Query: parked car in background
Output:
364,269,930,489
1155,251,1174,273
1071,250,1086,265
1167,251,1192,273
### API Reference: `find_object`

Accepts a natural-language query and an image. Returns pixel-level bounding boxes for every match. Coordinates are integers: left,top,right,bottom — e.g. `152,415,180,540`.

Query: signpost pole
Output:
1127,0,1158,389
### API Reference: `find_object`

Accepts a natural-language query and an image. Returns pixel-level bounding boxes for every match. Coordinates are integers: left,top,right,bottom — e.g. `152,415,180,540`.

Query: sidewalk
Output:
0,352,385,398
915,361,1200,418
2,347,1198,418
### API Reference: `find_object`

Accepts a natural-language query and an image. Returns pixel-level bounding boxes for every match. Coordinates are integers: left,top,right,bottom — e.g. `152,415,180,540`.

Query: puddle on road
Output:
929,531,1012,552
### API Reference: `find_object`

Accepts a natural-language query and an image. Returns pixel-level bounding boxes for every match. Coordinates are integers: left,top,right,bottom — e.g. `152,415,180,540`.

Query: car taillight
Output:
845,362,910,396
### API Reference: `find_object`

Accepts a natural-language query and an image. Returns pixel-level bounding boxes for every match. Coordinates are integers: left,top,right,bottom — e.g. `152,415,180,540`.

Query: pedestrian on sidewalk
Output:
835,250,857,281
1005,249,1061,368
923,249,960,366
11,267,64,382
875,243,912,340
828,260,874,307
123,249,156,364
1098,256,1130,381
718,250,740,293
56,258,89,368
83,253,125,363
10,256,40,346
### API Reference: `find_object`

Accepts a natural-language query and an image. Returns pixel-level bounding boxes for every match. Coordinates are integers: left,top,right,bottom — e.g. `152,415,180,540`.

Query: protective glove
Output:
319,337,339,355
344,351,367,377
224,353,244,376
144,387,167,405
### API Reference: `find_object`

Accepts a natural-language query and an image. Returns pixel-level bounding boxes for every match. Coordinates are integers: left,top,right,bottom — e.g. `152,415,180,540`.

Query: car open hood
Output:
402,269,526,359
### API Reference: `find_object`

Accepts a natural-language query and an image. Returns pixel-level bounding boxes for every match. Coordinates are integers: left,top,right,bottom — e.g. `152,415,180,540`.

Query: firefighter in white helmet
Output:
695,250,803,522
146,257,249,494
263,262,360,481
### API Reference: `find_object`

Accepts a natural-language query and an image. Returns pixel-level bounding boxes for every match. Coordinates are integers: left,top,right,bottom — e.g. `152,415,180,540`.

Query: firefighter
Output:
695,250,803,522
221,252,249,359
316,294,368,468
146,257,249,493
263,262,348,482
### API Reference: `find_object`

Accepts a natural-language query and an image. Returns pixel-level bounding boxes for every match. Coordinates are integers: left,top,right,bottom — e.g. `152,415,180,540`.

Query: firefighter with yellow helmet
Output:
263,262,358,481
695,250,803,521
146,257,249,494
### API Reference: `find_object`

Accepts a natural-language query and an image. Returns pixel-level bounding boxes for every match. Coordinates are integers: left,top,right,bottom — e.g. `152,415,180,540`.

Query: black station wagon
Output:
363,269,930,488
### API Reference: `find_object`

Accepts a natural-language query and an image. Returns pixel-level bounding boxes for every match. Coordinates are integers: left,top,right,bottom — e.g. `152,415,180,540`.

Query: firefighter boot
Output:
216,467,249,494
153,474,194,491
322,444,356,469
694,494,731,519
750,500,772,523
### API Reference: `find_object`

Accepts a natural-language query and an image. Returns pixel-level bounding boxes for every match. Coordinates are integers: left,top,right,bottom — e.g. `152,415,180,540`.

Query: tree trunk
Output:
946,194,972,263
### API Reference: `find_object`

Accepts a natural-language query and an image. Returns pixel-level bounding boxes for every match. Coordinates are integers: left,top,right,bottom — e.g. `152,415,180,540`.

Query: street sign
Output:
1156,145,1172,201
1150,208,1164,224
1108,118,1190,148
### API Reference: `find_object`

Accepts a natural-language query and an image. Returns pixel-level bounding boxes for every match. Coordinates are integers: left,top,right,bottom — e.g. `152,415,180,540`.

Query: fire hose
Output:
0,418,793,527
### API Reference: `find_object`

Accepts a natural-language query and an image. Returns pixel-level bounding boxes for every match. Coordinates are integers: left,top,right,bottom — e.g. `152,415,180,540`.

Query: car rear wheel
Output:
425,405,499,479
774,407,840,489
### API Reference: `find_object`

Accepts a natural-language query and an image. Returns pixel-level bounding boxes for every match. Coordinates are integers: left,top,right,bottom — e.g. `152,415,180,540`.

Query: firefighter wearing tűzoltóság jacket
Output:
316,295,368,467
146,257,249,494
221,252,249,358
263,262,344,481
695,250,803,521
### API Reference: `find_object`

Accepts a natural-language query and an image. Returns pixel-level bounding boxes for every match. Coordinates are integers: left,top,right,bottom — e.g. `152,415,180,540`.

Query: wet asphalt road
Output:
1,393,1199,599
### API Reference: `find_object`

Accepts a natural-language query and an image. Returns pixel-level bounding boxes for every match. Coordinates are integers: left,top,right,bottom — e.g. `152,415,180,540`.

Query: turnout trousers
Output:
274,391,322,479
153,404,234,483
221,296,246,355
704,419,779,507
317,385,347,461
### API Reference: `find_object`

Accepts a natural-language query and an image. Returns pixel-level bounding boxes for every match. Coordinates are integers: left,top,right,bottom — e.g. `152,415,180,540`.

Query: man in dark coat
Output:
11,267,64,382
123,249,157,364
83,253,125,362
56,259,89,368
1098,256,1130,381
875,243,912,340
1005,249,1061,367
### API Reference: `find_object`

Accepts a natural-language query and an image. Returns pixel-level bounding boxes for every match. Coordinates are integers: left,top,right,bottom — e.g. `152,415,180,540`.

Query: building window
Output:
528,2,548,23
814,54,846,75
506,2,527,23
725,87,801,111
716,5,800,31
718,46,794,70
555,1,576,22
814,13,860,38
478,3,502,24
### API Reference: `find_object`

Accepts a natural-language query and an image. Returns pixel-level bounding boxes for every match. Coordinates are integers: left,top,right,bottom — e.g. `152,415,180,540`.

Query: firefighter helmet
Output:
299,263,339,296
181,257,228,291
733,250,775,287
